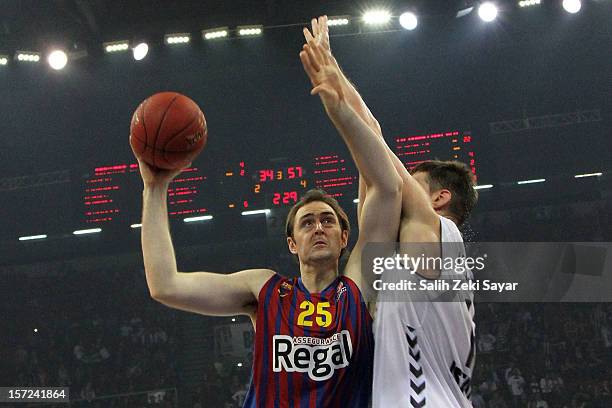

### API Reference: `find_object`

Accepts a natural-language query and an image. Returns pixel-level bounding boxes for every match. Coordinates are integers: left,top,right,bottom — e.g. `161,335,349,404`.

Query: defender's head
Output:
285,189,350,265
410,160,478,226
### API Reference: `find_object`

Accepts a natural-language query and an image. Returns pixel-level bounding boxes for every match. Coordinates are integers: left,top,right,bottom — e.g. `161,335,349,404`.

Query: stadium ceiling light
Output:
132,43,149,60
456,5,475,18
48,50,68,70
103,40,129,53
517,178,546,185
165,33,191,45
15,51,40,63
518,0,541,7
574,172,602,178
73,228,102,235
399,12,418,30
202,27,229,40
474,184,494,190
241,209,271,216
183,215,213,223
353,198,360,203
562,0,582,14
0,54,8,65
18,234,48,241
237,25,263,37
130,223,142,229
327,16,350,26
478,2,498,22
363,10,392,25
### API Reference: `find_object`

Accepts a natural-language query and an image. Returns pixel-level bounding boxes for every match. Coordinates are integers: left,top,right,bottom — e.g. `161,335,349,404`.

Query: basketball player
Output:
138,42,401,406
302,16,478,407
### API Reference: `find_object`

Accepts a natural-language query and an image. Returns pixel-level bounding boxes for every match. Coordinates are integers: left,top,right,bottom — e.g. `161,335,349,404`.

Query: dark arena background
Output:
1,0,611,407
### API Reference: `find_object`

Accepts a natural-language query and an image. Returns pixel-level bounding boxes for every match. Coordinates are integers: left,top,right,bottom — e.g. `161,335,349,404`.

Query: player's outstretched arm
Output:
305,16,436,227
300,40,402,294
138,159,274,317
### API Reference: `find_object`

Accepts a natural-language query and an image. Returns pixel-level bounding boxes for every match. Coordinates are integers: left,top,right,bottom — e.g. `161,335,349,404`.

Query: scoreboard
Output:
79,129,477,226
393,130,477,178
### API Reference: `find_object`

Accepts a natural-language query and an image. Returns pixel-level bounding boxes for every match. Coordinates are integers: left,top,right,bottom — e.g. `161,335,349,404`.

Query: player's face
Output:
288,201,348,264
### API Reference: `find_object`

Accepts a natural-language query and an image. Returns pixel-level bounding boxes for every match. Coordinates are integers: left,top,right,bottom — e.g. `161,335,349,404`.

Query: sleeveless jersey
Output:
373,216,476,408
244,274,373,408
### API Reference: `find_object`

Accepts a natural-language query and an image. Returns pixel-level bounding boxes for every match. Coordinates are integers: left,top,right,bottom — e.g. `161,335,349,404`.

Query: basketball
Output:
129,92,207,169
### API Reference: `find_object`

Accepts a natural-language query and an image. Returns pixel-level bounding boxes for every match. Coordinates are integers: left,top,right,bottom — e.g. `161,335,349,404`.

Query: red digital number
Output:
259,169,273,182
287,166,303,179
273,192,281,205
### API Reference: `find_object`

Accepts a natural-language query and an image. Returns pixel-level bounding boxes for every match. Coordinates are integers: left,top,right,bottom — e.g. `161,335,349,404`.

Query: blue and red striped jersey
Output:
243,274,373,408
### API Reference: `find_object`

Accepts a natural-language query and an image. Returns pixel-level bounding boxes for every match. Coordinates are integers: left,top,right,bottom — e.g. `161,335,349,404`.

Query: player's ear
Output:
432,189,452,210
287,237,298,254
340,230,349,248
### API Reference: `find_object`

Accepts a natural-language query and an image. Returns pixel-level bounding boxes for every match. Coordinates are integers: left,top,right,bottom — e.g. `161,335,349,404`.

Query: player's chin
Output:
309,249,337,262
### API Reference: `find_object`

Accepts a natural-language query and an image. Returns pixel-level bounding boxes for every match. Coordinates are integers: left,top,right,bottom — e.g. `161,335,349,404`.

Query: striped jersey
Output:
244,274,373,408
373,216,476,408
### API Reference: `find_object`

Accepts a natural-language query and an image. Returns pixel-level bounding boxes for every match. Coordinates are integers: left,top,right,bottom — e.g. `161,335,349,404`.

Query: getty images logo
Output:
272,330,353,381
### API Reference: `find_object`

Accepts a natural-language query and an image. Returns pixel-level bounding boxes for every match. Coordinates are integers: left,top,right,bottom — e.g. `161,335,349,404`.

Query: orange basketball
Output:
129,92,207,169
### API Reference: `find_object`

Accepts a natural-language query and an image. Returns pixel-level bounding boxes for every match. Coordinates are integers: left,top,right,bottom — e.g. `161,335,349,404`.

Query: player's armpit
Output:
398,219,442,279
152,268,275,317
344,185,402,303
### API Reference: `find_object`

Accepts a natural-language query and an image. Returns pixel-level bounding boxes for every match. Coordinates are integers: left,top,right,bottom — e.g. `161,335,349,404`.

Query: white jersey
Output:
373,216,476,408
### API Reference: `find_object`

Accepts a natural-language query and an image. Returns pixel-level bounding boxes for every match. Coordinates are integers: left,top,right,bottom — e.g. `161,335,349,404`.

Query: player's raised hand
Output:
137,157,187,187
300,37,345,114
303,15,330,53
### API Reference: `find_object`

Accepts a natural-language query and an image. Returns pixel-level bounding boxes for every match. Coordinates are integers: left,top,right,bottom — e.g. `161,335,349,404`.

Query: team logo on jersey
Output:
278,281,293,297
272,330,353,381
336,281,347,302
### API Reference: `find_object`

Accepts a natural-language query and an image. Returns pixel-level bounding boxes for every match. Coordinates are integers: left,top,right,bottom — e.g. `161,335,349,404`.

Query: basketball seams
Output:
161,108,202,151
161,110,203,165
151,94,179,167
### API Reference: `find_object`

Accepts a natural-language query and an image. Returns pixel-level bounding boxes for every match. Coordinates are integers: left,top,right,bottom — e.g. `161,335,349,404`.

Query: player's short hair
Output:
411,160,478,226
286,189,351,257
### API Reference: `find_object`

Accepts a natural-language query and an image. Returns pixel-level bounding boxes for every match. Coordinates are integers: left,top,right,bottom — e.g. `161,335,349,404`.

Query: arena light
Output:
363,10,392,25
399,12,418,30
103,40,129,53
130,223,142,229
73,228,102,235
456,5,475,18
237,25,263,37
18,234,48,241
237,363,243,367
474,184,494,190
165,33,191,45
132,43,149,60
353,198,359,203
241,209,271,216
327,16,350,26
183,215,213,223
478,2,498,22
15,51,40,63
562,0,582,13
0,55,8,65
202,27,229,40
517,178,546,185
518,0,541,7
48,50,68,70
574,172,602,178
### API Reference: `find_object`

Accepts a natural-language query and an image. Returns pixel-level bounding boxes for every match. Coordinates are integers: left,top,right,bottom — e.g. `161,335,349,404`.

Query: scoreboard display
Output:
393,130,477,179
79,129,476,226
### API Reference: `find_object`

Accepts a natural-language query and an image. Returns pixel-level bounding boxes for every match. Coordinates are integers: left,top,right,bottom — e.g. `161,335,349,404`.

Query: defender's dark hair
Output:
411,160,478,226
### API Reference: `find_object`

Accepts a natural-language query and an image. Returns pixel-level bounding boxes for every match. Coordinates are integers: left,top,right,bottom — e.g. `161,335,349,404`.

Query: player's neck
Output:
299,263,338,293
